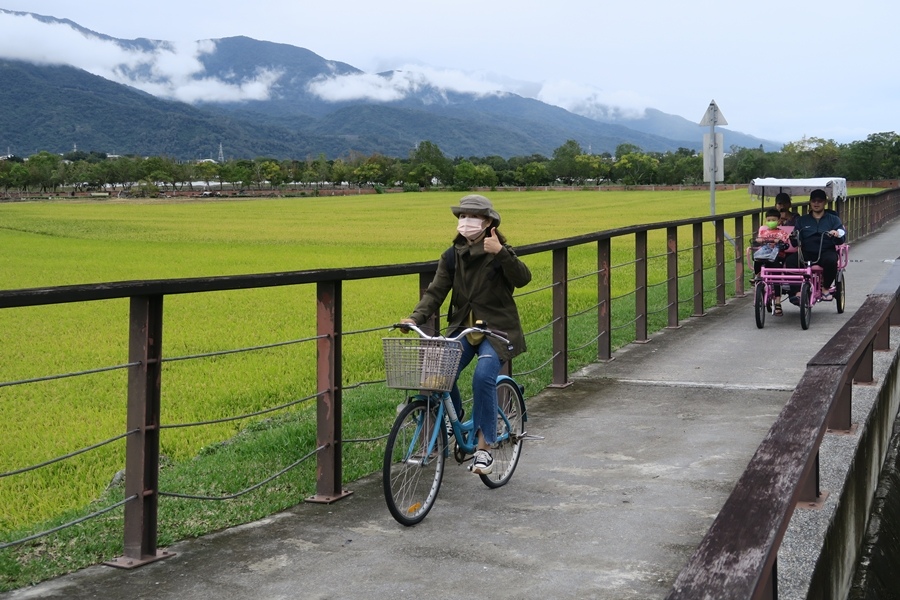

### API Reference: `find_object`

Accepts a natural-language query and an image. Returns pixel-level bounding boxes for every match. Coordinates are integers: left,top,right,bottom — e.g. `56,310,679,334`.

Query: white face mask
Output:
457,216,486,241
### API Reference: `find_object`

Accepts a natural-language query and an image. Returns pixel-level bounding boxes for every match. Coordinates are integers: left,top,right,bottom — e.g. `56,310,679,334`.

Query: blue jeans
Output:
450,337,502,445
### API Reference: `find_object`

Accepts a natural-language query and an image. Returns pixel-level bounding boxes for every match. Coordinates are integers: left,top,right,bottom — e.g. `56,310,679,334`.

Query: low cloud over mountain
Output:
0,9,780,159
3,9,652,116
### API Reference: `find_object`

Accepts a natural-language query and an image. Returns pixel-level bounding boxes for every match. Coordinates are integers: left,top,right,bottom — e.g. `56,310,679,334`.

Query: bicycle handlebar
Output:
393,323,511,346
795,229,842,267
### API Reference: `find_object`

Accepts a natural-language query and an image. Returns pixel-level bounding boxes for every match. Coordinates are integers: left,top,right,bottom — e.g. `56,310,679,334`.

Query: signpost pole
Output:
709,118,716,214
699,100,727,216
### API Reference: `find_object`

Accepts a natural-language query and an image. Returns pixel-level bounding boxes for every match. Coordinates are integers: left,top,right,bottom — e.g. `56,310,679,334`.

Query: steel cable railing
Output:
0,495,139,550
0,362,140,388
163,334,325,363
0,331,331,552
159,446,326,501
0,429,138,479
514,281,558,298
511,352,559,377
159,391,324,429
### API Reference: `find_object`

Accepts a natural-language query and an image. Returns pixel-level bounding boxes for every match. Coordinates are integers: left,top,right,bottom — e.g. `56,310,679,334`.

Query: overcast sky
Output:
1,0,898,146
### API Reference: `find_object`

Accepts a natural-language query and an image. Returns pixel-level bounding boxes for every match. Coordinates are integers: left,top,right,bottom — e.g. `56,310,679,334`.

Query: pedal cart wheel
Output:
799,282,812,330
834,271,846,314
754,282,767,329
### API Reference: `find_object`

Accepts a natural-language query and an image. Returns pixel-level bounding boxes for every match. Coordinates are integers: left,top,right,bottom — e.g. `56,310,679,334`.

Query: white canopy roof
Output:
749,177,848,201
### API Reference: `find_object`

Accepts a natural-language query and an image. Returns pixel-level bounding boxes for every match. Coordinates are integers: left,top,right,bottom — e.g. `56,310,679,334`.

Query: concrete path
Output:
5,222,900,600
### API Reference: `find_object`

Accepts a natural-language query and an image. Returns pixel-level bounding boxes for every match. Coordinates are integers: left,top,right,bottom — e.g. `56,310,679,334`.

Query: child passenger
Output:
753,208,791,316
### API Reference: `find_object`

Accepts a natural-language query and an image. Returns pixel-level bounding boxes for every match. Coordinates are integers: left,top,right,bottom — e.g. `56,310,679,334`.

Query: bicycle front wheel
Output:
754,282,766,329
480,379,526,489
383,400,447,526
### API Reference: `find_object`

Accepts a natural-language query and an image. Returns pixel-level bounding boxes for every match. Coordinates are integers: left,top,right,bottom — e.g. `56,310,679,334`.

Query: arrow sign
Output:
699,100,728,127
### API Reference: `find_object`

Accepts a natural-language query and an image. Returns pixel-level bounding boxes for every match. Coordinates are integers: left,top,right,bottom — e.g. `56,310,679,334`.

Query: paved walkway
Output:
5,222,900,600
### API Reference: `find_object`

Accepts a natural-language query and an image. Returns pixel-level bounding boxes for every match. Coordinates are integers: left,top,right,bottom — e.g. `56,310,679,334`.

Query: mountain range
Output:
0,10,781,161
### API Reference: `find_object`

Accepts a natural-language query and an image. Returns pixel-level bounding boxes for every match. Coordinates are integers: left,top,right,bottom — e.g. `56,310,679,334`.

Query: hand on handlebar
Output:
393,319,511,346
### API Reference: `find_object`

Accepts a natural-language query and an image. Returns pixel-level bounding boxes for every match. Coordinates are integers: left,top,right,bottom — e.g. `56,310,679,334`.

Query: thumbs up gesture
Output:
483,228,501,254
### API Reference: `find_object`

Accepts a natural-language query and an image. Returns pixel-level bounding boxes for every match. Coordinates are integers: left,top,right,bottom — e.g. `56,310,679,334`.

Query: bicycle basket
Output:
382,337,463,391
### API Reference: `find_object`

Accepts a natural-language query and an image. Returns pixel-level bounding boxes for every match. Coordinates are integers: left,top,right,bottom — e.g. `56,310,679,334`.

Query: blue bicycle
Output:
381,323,527,526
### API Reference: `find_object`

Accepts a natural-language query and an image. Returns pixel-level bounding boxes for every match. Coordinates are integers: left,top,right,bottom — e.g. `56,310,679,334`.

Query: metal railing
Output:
1,189,898,576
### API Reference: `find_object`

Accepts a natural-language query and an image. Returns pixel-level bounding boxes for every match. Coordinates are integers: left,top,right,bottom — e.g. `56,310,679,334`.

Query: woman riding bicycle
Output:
400,194,531,476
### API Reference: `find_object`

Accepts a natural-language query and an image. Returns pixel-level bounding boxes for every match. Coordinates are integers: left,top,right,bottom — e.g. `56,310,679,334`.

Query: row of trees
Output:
0,141,692,195
2,132,899,195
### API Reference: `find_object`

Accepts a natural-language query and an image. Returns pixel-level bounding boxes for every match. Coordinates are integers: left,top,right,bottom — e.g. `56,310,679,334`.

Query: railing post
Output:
692,222,705,317
874,317,891,351
106,294,172,568
827,374,854,432
734,216,746,297
307,280,352,503
859,195,865,238
598,238,613,361
715,219,726,306
549,247,571,387
852,341,875,385
857,195,864,239
751,210,761,234
759,557,778,600
666,226,680,328
798,451,824,507
635,231,649,342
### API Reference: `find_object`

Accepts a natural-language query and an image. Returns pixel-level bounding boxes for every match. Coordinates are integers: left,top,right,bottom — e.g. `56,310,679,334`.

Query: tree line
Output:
2,132,898,195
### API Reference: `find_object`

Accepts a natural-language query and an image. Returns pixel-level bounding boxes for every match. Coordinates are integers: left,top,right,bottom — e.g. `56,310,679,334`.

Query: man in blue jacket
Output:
787,188,846,303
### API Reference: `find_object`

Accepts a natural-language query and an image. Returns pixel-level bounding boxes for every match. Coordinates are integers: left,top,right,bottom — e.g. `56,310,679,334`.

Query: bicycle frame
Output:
759,265,821,305
408,382,516,463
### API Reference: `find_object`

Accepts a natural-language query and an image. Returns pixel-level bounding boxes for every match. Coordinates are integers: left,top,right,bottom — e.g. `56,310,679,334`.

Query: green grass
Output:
0,187,786,590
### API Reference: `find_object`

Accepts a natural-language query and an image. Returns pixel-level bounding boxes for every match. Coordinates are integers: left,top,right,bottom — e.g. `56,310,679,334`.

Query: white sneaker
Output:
470,450,493,475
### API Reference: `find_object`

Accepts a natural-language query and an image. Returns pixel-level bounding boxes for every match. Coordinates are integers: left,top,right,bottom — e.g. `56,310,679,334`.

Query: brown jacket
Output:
409,238,532,361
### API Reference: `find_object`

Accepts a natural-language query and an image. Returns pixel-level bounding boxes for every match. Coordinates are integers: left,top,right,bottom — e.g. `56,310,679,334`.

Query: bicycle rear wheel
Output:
834,271,845,314
480,379,526,489
383,400,447,526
